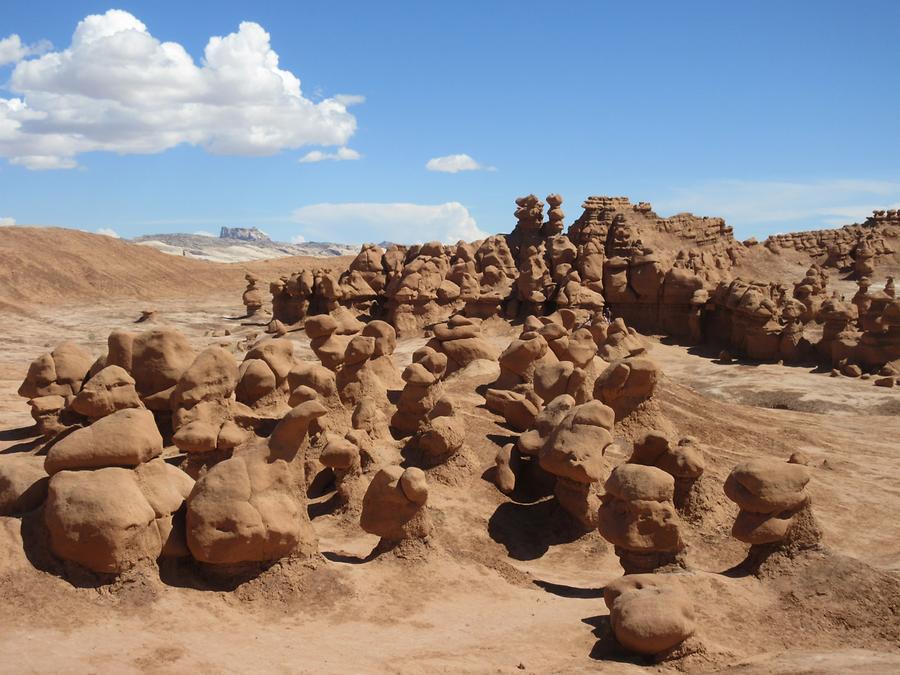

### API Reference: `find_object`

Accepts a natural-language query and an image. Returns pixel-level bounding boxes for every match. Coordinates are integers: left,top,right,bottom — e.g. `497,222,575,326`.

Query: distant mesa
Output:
131,229,358,263
219,226,271,242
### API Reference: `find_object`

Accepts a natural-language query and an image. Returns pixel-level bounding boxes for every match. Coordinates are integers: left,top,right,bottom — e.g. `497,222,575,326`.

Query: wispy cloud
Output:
95,227,119,238
655,178,900,235
0,34,51,66
193,230,216,237
0,216,15,226
425,153,495,173
298,147,361,163
291,202,487,244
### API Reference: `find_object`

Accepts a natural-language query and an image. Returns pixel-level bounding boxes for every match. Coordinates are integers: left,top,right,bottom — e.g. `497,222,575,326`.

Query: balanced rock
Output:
70,365,143,419
44,408,163,475
598,464,686,574
724,459,820,549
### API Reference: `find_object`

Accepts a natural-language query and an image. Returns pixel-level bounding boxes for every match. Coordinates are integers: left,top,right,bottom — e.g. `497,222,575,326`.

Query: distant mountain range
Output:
131,227,358,263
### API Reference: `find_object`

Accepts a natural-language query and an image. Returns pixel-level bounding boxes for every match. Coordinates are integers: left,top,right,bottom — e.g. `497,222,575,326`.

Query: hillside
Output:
0,227,353,313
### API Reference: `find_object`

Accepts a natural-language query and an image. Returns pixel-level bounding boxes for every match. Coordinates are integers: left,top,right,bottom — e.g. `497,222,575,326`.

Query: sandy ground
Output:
1,296,900,674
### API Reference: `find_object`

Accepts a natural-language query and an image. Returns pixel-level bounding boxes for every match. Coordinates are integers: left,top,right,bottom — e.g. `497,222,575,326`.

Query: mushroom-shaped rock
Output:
484,388,541,432
533,359,595,405
44,459,194,573
267,399,329,461
724,459,819,549
414,415,467,466
242,274,265,315
235,339,295,413
27,395,70,439
427,316,500,375
390,347,447,436
44,408,163,475
603,574,696,656
629,431,706,511
361,320,401,385
266,319,287,337
538,400,615,528
495,331,553,389
171,348,247,457
287,361,341,409
360,466,432,543
319,433,365,507
305,314,350,371
598,464,686,574
70,365,143,419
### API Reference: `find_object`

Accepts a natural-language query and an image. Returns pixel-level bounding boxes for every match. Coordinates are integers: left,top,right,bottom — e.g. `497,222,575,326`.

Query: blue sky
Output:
1,1,899,243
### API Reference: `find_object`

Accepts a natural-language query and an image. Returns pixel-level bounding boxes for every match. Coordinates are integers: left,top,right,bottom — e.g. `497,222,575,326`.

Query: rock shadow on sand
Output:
488,498,586,561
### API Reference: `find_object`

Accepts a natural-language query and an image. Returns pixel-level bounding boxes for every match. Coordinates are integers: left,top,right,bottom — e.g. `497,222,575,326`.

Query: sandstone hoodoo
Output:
628,430,706,512
360,466,433,548
257,194,900,377
724,458,822,563
185,399,326,567
598,464,686,574
242,273,265,316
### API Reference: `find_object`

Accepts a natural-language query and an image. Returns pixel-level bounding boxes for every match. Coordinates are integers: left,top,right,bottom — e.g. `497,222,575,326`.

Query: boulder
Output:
44,408,163,475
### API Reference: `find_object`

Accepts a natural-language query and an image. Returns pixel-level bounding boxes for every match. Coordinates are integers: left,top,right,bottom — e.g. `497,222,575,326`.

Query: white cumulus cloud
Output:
291,202,488,244
0,34,51,66
0,216,16,226
425,153,494,173
0,10,361,170
656,178,900,236
298,147,361,163
290,234,307,244
95,227,120,238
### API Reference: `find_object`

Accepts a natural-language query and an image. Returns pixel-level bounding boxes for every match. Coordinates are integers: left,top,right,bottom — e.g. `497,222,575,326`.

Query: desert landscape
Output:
2,4,900,674
1,194,899,674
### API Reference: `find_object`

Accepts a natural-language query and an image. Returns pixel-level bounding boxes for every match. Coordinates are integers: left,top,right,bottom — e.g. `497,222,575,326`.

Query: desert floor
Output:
1,294,899,674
